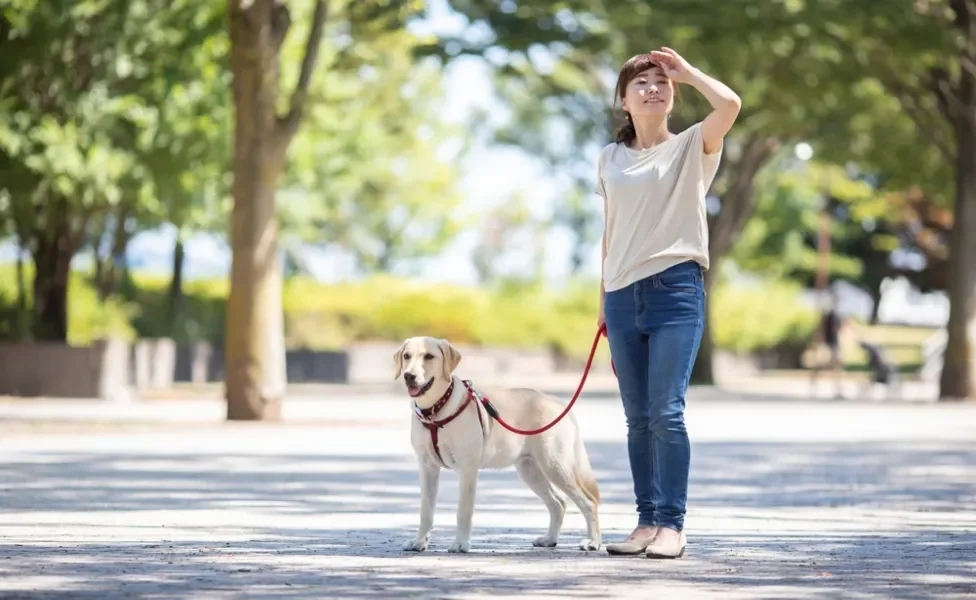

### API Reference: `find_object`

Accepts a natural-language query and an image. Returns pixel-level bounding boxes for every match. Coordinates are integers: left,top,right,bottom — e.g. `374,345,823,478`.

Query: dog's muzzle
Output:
406,376,434,397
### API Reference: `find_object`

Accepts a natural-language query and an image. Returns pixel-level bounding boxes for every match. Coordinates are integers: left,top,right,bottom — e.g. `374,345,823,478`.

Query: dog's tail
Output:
573,431,600,505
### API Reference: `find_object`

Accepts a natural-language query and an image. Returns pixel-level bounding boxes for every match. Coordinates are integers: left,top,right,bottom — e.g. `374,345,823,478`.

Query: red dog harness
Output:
413,379,487,468
411,324,610,465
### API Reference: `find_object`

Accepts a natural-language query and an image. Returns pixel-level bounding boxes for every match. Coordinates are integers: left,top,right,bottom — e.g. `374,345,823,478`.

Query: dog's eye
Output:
424,353,435,360
403,353,411,360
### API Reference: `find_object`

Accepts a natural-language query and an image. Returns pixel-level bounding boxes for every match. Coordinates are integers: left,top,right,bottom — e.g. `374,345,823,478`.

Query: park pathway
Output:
0,393,974,598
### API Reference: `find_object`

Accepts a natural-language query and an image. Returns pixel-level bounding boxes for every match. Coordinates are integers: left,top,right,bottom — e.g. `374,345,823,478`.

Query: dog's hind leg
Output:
515,457,566,548
539,458,602,551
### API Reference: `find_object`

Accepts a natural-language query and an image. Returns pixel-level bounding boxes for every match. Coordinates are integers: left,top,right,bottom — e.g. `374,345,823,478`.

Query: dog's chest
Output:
427,426,473,469
412,416,482,470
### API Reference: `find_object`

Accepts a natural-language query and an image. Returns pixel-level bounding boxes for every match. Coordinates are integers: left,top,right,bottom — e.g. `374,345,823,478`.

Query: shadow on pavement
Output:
1,529,973,599
2,441,973,513
0,440,974,598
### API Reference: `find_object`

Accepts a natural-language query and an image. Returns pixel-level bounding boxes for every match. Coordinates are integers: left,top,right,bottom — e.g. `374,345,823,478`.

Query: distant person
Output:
594,48,740,558
823,307,842,366
810,298,845,399
857,339,899,401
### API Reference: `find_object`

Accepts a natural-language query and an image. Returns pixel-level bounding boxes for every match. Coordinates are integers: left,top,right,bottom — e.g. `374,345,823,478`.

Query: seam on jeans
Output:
634,281,642,331
697,283,706,329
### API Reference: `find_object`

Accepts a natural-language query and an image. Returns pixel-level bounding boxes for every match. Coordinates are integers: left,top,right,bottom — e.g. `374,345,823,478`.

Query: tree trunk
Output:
691,134,781,384
93,205,133,301
15,239,29,339
92,217,114,301
226,2,287,421
169,233,185,322
691,264,718,384
376,236,394,274
15,242,27,312
939,114,976,401
32,220,75,342
224,0,327,421
869,282,884,325
93,249,109,300
225,162,288,420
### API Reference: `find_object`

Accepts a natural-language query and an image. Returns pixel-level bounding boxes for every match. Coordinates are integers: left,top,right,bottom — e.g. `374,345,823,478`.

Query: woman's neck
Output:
631,115,672,150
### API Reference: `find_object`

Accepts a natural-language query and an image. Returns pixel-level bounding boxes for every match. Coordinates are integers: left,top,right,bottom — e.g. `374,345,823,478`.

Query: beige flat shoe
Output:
606,526,660,556
645,527,686,559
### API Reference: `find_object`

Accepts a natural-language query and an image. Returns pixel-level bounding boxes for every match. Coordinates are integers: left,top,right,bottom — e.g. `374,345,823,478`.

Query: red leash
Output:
479,323,614,436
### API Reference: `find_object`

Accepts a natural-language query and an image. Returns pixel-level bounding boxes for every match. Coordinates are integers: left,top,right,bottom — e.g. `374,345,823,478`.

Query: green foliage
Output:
0,263,136,344
733,160,874,284
710,276,819,355
0,0,228,230
116,273,227,343
68,277,139,344
0,0,231,339
280,3,466,273
279,274,609,360
0,0,466,343
0,266,819,361
433,0,931,173
793,0,960,208
733,155,954,307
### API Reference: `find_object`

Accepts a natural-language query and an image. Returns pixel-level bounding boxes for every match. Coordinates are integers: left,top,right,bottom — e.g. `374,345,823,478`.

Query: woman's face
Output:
621,65,674,117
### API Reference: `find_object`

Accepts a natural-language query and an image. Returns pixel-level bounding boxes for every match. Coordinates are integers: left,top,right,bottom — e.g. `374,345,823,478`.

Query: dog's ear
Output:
393,342,406,380
440,339,462,380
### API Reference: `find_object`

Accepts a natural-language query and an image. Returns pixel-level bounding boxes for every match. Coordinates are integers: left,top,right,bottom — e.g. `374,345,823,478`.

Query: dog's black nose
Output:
404,372,417,385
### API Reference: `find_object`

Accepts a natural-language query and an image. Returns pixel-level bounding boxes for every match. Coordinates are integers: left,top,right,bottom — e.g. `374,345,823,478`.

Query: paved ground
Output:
1,390,974,599
120,369,942,405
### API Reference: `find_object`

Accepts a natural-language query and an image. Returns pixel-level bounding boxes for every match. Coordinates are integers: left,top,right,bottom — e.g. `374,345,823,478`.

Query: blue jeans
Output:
603,260,705,531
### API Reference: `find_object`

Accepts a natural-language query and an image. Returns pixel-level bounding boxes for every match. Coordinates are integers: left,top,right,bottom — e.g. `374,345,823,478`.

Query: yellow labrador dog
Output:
395,336,602,554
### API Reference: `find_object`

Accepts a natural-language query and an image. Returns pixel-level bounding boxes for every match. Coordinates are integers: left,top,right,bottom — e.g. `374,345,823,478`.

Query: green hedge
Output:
0,264,138,345
710,277,820,355
0,266,818,359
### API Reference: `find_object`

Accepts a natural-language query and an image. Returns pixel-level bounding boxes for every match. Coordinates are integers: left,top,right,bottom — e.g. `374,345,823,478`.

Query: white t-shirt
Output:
594,121,722,293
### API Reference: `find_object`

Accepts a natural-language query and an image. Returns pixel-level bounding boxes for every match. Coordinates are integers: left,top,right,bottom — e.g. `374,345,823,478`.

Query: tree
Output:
471,193,548,286
0,0,226,341
279,26,466,276
223,0,424,419
731,160,908,321
549,188,602,276
224,0,327,420
798,0,976,400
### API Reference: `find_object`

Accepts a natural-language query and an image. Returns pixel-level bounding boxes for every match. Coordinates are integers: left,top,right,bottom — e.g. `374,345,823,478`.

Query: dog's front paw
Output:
532,535,558,548
448,540,470,553
579,538,601,551
403,537,429,552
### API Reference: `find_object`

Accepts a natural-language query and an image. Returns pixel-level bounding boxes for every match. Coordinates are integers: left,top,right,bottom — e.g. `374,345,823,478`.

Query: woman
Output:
594,48,740,558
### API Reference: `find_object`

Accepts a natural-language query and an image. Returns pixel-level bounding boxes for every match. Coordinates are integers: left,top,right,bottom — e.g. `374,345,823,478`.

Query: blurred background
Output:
1,0,973,415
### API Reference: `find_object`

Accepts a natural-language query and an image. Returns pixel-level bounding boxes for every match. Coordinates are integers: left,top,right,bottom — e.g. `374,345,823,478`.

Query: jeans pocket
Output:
657,269,702,293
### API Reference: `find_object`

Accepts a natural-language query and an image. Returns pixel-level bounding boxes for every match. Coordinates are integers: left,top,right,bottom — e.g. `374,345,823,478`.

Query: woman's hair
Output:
612,53,680,146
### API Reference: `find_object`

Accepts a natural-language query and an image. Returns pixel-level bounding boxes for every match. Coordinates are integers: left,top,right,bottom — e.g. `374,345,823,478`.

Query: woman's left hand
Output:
649,47,695,84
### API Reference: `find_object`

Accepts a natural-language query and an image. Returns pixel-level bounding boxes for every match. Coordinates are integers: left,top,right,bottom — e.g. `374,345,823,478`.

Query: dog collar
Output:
414,378,455,420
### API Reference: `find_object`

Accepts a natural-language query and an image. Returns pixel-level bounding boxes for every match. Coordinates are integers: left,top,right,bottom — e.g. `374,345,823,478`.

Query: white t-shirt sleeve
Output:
688,121,723,190
593,143,611,199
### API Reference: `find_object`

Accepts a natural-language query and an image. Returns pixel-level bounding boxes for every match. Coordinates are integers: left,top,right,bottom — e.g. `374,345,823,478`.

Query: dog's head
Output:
393,336,462,403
